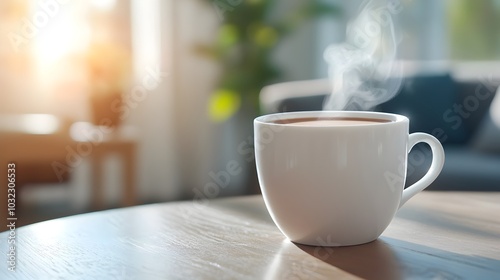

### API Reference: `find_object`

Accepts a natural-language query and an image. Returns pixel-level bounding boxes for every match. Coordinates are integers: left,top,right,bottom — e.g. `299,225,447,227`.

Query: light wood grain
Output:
0,192,499,279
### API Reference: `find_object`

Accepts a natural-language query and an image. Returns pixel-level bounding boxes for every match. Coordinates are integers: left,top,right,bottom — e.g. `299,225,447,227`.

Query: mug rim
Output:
254,111,408,127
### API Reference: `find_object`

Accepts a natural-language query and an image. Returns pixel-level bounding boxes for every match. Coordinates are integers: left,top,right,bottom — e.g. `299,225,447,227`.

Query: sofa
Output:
260,74,500,191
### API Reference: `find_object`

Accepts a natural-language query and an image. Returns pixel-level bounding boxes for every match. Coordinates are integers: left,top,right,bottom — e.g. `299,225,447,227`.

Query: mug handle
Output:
399,133,445,208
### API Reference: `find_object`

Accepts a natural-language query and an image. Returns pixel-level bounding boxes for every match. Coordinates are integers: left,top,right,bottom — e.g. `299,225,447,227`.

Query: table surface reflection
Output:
1,191,499,279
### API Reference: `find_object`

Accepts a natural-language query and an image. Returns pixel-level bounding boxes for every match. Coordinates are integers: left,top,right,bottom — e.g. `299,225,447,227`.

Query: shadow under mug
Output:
254,111,445,246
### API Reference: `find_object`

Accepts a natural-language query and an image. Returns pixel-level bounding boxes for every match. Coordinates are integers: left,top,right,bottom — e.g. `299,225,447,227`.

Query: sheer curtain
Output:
130,0,246,201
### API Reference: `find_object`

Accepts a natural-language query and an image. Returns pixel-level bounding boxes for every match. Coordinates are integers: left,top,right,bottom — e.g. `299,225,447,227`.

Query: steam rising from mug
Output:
323,0,403,111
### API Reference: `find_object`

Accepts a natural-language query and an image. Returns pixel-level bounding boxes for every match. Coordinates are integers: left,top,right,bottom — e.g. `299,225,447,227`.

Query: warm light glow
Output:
33,13,90,70
91,0,117,11
29,1,91,104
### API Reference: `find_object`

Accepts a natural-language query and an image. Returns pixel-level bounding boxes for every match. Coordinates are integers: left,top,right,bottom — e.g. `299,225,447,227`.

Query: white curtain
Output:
130,0,243,201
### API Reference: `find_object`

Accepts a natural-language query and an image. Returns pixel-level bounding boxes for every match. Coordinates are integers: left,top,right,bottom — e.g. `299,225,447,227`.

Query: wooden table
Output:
1,192,499,279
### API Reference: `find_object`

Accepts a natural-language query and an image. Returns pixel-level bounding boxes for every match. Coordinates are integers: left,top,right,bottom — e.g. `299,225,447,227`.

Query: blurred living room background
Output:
0,0,499,228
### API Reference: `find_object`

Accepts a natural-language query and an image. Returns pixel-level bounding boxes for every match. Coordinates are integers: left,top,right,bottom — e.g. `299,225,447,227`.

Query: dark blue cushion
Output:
377,74,468,144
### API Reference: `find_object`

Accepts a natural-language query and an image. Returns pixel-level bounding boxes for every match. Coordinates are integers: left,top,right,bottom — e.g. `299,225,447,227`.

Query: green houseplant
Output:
197,0,341,122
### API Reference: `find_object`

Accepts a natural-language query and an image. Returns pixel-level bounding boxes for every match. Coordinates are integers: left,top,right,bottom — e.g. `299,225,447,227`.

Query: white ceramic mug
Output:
254,111,445,246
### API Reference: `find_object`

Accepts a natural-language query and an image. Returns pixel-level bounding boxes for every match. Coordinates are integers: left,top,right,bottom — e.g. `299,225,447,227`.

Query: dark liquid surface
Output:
272,117,392,126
